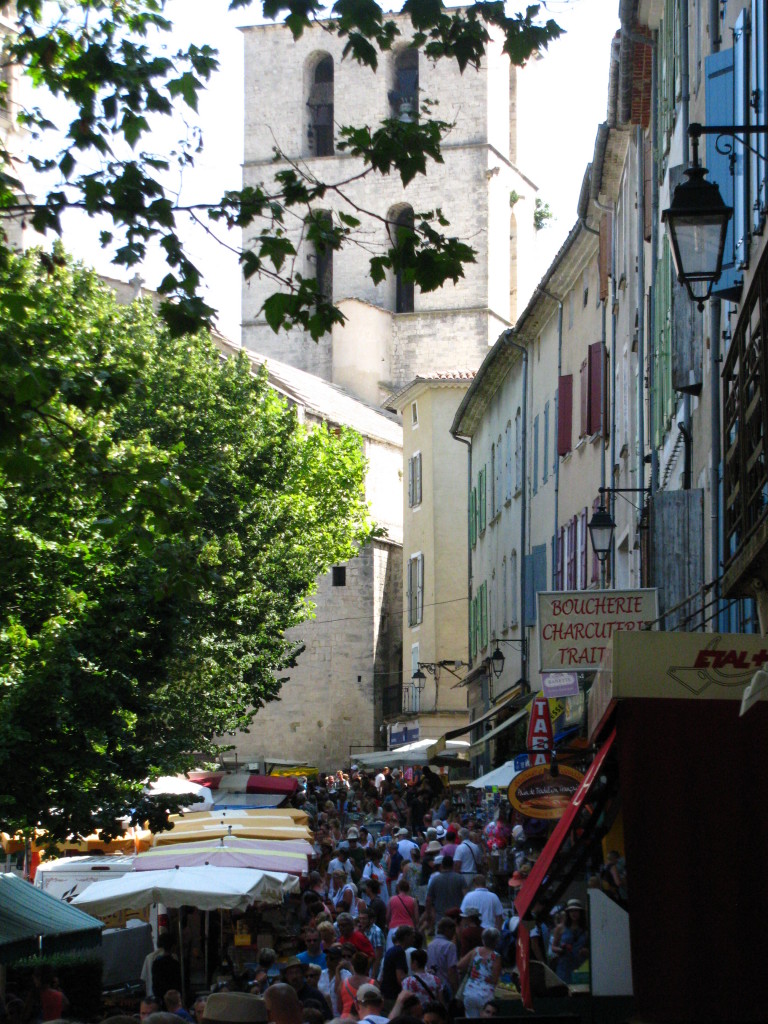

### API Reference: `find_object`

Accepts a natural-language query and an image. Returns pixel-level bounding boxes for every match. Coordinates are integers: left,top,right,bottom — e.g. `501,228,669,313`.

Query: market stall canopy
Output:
466,762,523,789
355,739,469,770
1,827,151,857
168,808,309,826
187,773,298,809
134,837,312,875
0,874,103,965
146,776,215,810
71,865,299,916
153,815,311,846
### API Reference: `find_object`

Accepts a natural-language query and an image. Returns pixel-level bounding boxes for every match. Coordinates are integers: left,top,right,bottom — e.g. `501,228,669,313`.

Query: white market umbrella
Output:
146,776,215,811
467,762,522,789
71,864,299,916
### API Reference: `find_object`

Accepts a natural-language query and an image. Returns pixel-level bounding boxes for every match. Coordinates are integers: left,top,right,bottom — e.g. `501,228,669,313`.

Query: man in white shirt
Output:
459,875,503,930
327,848,354,881
374,767,390,793
453,829,484,875
396,828,418,862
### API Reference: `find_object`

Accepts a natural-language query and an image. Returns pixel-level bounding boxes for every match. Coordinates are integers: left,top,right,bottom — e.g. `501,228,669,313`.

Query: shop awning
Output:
467,705,529,755
0,874,103,965
427,689,527,757
515,726,618,921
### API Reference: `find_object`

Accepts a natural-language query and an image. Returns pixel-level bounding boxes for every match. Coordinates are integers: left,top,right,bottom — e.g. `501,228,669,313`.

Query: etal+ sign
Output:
537,588,658,671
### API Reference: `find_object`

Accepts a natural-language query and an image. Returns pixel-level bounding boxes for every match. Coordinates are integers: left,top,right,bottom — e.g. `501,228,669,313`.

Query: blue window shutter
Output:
523,554,535,627
523,545,547,626
706,47,743,299
733,11,749,267
752,0,767,227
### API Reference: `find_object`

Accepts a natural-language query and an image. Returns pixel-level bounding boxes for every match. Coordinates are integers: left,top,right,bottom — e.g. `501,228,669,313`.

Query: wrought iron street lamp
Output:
587,504,615,565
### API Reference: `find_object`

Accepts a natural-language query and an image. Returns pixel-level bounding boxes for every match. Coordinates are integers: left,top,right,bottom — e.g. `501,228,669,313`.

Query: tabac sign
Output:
537,589,659,672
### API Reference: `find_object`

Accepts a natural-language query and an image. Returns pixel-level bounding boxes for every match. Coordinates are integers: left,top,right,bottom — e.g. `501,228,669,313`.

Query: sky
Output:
34,0,621,341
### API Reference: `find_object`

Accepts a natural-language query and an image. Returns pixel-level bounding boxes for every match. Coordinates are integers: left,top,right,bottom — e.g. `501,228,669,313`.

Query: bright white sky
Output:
44,0,621,341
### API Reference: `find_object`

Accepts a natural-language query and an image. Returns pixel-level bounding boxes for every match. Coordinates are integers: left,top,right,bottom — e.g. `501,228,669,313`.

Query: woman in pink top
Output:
385,878,419,949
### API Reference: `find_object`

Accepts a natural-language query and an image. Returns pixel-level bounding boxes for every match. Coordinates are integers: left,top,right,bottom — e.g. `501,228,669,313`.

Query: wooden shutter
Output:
408,457,413,507
557,375,573,456
580,359,589,437
580,507,588,589
643,135,653,241
407,557,414,626
469,596,476,659
599,213,612,301
566,516,576,589
479,467,487,531
543,402,549,482
470,488,477,546
588,342,603,435
532,415,539,495
416,553,424,623
706,47,741,298
480,582,488,648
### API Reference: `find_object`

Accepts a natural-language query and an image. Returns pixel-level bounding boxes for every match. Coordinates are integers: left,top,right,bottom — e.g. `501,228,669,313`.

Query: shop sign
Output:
537,589,658,671
389,723,419,747
527,696,553,766
507,764,584,819
542,671,580,698
513,753,531,772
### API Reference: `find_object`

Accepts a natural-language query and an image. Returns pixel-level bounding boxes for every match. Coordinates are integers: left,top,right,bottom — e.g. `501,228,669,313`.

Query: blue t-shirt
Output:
298,950,327,969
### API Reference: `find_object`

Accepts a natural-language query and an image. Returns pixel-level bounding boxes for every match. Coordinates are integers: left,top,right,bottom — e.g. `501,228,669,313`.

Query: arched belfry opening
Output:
389,49,418,121
388,204,416,313
307,54,334,156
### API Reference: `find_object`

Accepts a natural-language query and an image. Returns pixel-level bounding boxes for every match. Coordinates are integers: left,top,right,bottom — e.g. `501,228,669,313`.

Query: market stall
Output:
134,837,311,875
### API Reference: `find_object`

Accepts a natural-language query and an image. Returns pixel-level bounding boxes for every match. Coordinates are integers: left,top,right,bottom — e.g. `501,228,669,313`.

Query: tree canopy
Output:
0,0,561,336
0,246,373,839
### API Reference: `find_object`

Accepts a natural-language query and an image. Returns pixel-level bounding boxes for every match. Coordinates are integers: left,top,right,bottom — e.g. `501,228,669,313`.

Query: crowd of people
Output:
4,762,627,1024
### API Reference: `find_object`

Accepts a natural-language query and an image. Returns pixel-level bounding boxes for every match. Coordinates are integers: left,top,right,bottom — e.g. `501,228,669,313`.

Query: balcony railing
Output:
401,685,421,715
723,246,768,590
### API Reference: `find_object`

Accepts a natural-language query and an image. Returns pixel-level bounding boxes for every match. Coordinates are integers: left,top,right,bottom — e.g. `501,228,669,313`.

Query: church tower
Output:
240,15,538,406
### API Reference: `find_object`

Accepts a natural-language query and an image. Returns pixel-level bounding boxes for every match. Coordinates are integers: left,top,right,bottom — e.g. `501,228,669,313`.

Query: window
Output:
514,409,522,492
490,442,497,518
504,421,513,502
307,54,334,157
532,415,539,494
479,581,488,650
509,550,518,626
332,565,346,587
309,210,333,304
495,435,502,515
405,644,421,714
390,205,415,313
543,402,549,483
407,553,424,626
408,452,422,507
478,466,487,533
501,556,508,631
582,267,589,307
390,49,419,120
557,375,573,455
411,401,419,426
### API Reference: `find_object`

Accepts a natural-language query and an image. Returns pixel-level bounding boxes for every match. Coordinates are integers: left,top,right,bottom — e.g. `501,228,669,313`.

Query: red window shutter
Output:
588,342,603,436
580,359,588,437
557,375,573,456
599,213,611,301
580,507,588,589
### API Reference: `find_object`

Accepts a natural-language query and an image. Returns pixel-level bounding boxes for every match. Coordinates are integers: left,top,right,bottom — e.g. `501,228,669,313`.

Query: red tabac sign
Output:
507,764,584,820
527,696,553,766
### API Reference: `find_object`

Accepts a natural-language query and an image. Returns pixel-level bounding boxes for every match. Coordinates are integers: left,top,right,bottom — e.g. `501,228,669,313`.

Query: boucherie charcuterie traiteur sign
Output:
537,589,658,672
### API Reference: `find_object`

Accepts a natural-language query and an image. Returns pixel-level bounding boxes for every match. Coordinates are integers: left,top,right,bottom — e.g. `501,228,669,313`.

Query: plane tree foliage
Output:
1,0,561,336
0,247,373,839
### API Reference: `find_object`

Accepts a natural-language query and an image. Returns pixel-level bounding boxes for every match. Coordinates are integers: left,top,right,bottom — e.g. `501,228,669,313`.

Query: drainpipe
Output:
455,434,473,668
681,0,693,490
595,195,618,584
503,330,529,690
636,125,646,508
539,286,564,586
600,296,608,586
650,32,661,495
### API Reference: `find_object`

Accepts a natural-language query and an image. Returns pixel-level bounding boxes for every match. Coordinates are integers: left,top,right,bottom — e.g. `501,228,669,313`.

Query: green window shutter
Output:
470,488,477,546
480,582,488,649
479,467,487,532
469,597,476,659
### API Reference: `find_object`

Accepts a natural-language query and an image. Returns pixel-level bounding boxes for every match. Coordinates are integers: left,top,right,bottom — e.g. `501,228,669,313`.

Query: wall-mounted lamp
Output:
488,637,527,680
587,486,651,564
662,122,767,308
412,659,468,687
